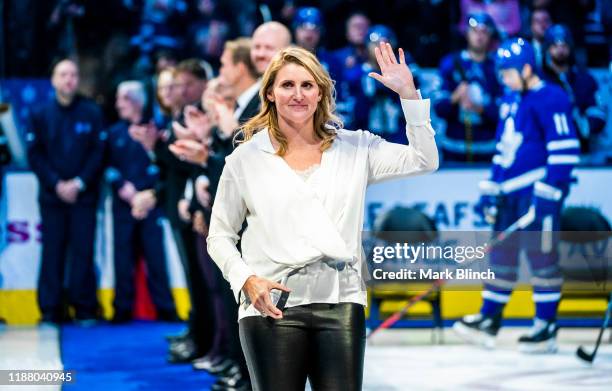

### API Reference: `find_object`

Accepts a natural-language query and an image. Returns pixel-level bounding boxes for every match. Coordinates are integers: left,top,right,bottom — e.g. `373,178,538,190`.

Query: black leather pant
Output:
239,303,366,391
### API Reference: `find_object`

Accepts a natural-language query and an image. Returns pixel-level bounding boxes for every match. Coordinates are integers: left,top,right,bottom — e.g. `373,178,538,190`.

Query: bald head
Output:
52,59,79,103
251,22,292,75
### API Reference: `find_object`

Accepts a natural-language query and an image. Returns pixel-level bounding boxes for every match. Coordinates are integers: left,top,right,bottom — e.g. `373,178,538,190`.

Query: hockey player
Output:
434,12,503,163
541,24,607,155
292,7,340,81
453,38,580,353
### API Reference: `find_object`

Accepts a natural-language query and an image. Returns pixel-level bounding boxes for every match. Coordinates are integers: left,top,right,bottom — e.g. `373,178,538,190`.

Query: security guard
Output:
106,81,178,323
27,59,105,324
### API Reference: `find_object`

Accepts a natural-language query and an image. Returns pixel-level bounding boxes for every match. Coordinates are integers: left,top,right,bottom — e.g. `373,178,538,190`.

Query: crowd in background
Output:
2,0,611,165
2,1,612,390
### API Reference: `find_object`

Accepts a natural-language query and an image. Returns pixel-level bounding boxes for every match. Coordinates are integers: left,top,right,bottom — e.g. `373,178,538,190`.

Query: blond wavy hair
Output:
238,46,343,155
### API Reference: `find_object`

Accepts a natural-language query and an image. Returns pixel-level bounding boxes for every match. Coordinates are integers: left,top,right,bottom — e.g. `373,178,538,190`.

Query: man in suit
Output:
155,60,213,363
168,39,261,388
27,59,105,324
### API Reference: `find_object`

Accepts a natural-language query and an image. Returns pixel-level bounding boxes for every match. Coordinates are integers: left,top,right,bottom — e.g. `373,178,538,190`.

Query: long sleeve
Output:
206,163,255,302
367,98,439,184
535,91,580,187
26,111,60,191
76,107,105,187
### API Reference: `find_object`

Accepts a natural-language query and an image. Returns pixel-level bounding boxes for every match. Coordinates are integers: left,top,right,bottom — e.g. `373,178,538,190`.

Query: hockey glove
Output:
475,180,503,225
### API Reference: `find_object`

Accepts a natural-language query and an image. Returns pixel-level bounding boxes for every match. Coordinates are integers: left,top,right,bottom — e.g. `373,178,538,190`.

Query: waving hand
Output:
368,42,419,100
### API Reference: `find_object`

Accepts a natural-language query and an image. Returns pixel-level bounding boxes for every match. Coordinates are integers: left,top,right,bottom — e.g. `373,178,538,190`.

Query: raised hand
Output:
368,42,418,100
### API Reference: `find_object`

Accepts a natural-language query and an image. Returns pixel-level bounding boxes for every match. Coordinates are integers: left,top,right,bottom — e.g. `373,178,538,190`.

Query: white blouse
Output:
206,97,439,320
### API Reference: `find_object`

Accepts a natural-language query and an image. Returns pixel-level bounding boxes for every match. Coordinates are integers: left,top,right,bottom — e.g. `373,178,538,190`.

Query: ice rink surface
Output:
362,328,612,391
1,324,611,391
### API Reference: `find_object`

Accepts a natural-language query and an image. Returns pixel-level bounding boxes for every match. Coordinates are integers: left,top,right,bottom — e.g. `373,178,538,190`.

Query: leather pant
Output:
239,303,366,391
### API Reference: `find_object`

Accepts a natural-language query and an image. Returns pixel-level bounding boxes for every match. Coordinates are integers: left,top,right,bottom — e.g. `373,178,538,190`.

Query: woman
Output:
154,66,183,128
207,43,438,390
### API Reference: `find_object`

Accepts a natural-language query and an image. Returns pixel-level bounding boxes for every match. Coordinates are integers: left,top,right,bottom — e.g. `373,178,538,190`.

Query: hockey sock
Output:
533,291,561,321
481,290,511,317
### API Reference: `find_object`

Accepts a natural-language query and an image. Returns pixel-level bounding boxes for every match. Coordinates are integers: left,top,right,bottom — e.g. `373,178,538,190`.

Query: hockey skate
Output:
453,313,502,349
518,318,559,354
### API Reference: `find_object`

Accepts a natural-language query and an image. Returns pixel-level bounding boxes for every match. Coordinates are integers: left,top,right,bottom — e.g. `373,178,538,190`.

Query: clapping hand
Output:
169,139,209,165
368,42,419,100
174,106,212,141
213,98,238,138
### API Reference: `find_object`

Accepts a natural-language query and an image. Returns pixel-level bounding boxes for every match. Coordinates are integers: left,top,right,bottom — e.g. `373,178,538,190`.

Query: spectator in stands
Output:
458,0,521,38
292,7,340,80
106,81,178,323
333,12,371,129
529,8,553,69
391,0,453,67
541,24,607,156
130,0,189,74
187,0,232,69
359,25,422,143
333,12,370,68
26,59,104,324
434,12,503,163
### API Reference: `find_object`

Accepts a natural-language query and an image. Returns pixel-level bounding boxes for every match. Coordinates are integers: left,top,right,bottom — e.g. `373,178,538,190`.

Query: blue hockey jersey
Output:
542,66,607,151
434,50,502,161
491,81,580,198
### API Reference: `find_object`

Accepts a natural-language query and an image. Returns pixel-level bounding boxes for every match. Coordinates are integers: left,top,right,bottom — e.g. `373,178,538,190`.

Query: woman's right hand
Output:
242,275,291,319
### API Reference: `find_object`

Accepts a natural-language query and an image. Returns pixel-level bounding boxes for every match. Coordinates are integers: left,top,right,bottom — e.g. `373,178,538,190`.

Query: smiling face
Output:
267,63,321,127
251,23,291,75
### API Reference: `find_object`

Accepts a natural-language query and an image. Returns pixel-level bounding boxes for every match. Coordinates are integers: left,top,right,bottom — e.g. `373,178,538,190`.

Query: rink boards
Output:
1,168,611,325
